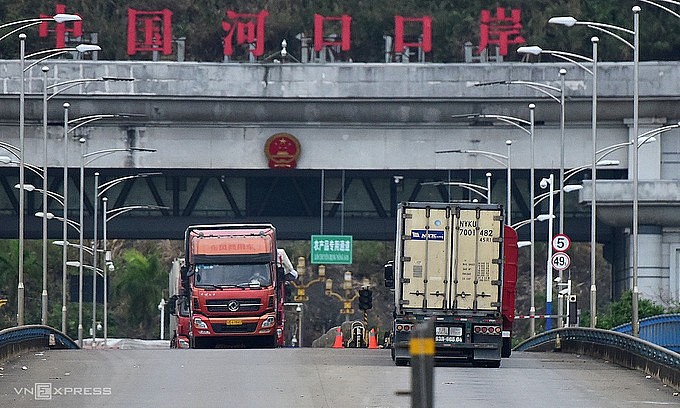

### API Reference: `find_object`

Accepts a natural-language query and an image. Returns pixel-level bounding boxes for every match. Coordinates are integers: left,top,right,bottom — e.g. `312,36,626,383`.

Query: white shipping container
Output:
398,203,503,312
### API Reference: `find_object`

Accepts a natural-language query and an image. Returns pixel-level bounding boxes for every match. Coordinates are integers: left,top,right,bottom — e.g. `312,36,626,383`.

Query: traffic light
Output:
358,288,373,310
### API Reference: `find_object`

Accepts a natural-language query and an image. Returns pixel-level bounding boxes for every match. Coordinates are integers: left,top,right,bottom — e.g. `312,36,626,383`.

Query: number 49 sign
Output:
551,252,571,271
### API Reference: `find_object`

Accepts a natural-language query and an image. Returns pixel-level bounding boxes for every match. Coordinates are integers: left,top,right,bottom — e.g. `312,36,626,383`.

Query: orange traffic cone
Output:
332,327,344,348
368,328,379,349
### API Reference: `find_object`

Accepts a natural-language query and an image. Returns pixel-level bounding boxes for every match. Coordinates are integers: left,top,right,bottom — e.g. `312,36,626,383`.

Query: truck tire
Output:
193,338,211,349
474,359,501,368
262,334,277,348
501,337,512,358
395,358,409,366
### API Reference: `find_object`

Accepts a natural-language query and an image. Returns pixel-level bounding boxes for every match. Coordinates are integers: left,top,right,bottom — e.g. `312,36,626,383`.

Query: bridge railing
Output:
0,325,79,362
612,314,680,352
514,327,680,389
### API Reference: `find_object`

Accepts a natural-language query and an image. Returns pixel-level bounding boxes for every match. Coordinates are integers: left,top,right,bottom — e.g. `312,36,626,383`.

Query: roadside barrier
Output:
0,325,79,362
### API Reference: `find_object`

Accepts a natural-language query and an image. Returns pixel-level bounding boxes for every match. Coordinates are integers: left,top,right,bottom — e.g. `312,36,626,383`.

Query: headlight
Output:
261,316,275,328
193,317,208,329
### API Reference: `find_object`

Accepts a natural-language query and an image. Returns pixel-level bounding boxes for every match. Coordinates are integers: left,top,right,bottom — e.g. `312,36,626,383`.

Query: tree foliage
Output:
1,1,679,62
594,290,665,330
110,247,167,338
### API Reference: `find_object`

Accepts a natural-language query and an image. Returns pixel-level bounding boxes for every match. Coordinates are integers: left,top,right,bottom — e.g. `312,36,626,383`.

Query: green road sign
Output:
311,235,353,264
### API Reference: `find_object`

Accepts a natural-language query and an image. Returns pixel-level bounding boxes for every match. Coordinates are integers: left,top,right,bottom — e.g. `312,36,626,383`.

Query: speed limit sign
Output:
552,234,571,252
551,252,571,271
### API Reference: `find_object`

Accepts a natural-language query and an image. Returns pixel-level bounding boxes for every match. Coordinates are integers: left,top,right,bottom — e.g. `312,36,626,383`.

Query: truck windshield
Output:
194,263,272,287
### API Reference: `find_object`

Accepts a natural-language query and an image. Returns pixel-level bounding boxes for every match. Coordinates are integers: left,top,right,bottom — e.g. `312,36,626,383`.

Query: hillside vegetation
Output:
1,1,678,62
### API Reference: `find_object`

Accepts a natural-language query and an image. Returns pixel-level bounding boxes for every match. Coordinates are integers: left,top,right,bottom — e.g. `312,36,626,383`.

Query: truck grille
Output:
212,323,258,333
205,298,261,313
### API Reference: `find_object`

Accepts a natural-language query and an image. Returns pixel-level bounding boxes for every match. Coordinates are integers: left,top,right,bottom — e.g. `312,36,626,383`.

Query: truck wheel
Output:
474,359,501,368
486,360,501,368
262,334,277,348
395,358,409,367
193,338,211,349
501,337,512,358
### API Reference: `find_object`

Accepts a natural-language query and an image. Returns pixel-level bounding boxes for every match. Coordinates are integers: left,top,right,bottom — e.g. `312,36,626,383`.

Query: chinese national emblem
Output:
265,133,301,169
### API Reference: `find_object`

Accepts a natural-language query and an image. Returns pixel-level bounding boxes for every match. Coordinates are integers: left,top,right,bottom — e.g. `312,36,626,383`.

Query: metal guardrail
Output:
613,314,680,352
514,327,680,389
0,325,79,362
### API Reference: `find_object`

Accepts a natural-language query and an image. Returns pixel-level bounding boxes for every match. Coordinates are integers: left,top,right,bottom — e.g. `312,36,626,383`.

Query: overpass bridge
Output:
0,60,679,303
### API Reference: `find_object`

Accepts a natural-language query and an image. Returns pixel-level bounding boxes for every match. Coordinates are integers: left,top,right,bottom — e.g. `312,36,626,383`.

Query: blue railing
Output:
514,327,680,388
613,314,680,352
0,325,79,362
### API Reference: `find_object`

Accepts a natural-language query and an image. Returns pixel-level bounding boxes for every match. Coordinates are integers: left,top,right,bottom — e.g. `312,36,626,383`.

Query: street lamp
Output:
12,19,92,326
101,198,167,344
41,72,133,326
0,14,82,43
92,171,161,345
436,140,512,224
75,139,155,346
421,172,493,203
518,38,600,327
540,175,583,330
0,156,44,178
476,72,566,236
550,6,641,335
35,212,80,233
455,105,536,334
511,214,554,231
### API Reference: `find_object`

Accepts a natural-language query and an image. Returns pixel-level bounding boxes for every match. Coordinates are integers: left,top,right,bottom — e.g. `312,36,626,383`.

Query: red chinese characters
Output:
394,16,432,54
478,7,525,56
127,8,173,55
313,14,351,52
222,10,269,58
39,4,82,49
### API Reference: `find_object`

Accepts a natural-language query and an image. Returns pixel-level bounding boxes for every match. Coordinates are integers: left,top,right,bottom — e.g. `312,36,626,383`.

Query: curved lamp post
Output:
10,12,81,325
436,140,512,224
421,173,493,204
74,137,155,346
455,106,536,334
550,6,643,335
93,173,163,345
101,199,168,345
518,38,600,327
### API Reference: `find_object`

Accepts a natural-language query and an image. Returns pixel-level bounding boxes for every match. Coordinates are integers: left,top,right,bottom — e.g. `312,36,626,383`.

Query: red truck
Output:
171,224,296,348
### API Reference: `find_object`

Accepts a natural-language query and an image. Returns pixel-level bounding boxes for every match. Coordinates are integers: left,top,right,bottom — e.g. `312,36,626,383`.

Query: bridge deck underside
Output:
0,168,623,242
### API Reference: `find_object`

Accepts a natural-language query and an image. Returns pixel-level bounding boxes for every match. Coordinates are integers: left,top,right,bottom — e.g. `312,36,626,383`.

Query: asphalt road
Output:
1,347,679,407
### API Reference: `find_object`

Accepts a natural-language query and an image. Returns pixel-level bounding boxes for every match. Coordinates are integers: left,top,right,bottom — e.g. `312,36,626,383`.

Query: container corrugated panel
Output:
399,202,503,312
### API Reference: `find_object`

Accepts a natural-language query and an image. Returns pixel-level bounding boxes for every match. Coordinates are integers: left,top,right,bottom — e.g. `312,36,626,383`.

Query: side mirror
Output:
384,260,395,289
167,295,178,315
180,265,191,291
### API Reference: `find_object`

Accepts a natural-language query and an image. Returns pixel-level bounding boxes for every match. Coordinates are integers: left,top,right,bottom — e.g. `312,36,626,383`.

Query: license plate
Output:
435,335,463,343
226,319,242,326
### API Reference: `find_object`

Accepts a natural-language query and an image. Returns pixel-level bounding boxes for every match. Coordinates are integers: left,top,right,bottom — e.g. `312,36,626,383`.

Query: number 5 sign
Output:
551,252,571,271
552,233,571,252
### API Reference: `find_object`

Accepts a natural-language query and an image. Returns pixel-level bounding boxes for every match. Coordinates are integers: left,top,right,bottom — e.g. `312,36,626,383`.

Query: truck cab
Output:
180,224,294,349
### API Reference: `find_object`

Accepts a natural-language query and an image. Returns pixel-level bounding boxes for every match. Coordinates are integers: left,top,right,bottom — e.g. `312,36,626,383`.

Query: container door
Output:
451,208,502,311
401,207,450,310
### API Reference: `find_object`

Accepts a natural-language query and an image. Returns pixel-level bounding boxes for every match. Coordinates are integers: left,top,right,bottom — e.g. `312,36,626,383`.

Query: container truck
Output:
384,202,518,367
168,258,191,348
173,224,297,348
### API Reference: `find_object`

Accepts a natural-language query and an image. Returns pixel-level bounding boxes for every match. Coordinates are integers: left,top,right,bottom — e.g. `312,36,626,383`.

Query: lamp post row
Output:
5,16,156,342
